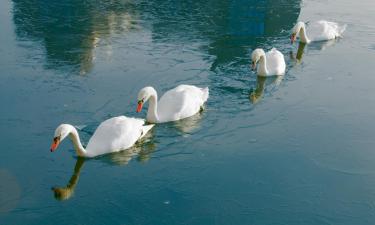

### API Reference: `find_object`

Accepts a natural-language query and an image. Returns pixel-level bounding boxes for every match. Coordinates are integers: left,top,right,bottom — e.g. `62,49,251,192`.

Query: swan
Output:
136,85,209,123
251,48,286,76
291,20,346,44
50,116,154,158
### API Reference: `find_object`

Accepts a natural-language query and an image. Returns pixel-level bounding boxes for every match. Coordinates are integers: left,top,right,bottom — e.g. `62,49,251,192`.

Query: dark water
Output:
1,0,375,224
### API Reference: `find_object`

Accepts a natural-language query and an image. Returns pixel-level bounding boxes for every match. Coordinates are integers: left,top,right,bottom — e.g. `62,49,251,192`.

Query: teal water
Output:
1,0,375,224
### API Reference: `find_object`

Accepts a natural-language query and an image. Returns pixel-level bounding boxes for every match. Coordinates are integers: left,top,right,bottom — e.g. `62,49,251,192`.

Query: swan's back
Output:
308,20,346,41
86,116,145,157
265,48,286,75
157,85,209,122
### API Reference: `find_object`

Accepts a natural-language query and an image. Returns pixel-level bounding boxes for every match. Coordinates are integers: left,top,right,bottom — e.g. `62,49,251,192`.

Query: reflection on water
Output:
12,0,301,75
52,134,155,200
290,42,306,63
290,40,337,63
2,0,375,222
309,39,337,51
204,0,301,111
101,133,156,165
228,0,301,36
172,111,204,134
249,75,283,104
52,157,84,201
290,39,339,64
210,0,301,70
136,141,156,163
12,0,139,74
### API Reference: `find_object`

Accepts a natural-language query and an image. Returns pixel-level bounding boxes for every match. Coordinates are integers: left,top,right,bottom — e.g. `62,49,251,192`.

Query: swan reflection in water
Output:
312,39,337,50
290,39,337,63
249,75,283,104
290,42,306,63
52,134,155,201
172,110,205,135
52,157,84,201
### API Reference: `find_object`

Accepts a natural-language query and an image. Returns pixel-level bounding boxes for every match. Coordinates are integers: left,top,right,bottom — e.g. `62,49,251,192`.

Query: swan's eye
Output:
53,136,61,142
136,99,144,113
50,135,61,152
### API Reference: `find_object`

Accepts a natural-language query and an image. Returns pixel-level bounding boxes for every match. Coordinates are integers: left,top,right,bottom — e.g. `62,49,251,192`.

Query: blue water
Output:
1,0,375,224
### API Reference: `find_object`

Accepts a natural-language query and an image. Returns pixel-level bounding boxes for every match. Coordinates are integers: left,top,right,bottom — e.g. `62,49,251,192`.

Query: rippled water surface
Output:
1,0,375,224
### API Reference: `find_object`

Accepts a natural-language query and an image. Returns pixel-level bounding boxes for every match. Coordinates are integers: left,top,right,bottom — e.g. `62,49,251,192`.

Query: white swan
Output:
291,20,346,44
50,116,154,158
136,85,209,123
251,48,286,76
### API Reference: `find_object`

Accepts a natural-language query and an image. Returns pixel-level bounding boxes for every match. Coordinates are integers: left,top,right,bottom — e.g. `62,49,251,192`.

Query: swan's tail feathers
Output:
141,124,154,139
338,24,347,36
201,87,209,102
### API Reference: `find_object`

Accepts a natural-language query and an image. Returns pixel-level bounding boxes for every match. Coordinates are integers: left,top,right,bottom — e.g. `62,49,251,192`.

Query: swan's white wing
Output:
306,21,327,41
157,85,208,122
325,21,346,37
265,48,286,75
86,116,145,157
308,20,345,41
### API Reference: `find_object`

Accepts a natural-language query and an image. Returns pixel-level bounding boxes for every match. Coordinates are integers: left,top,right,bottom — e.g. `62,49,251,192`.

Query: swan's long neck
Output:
299,24,310,43
146,92,159,123
258,54,269,76
68,127,87,157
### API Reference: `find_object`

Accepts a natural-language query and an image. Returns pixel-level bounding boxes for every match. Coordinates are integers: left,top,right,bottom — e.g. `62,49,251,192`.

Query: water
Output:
1,0,375,224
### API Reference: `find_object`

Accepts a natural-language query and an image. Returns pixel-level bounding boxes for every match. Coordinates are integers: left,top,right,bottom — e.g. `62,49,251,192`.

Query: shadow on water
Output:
52,133,156,201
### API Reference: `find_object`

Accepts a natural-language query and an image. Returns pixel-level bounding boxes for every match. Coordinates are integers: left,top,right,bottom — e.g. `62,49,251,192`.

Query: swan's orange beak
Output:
136,100,143,113
291,34,296,44
50,137,60,152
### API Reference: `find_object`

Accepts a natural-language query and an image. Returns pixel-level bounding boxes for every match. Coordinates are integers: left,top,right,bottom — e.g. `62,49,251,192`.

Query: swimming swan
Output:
291,20,346,44
50,116,154,158
251,48,286,76
136,85,209,123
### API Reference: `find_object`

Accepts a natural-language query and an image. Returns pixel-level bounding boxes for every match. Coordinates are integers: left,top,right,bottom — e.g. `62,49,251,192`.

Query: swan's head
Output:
291,21,305,44
52,186,74,201
251,48,265,70
50,124,72,152
136,86,156,113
